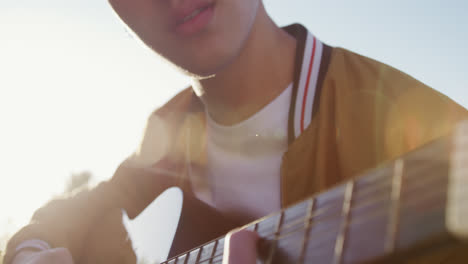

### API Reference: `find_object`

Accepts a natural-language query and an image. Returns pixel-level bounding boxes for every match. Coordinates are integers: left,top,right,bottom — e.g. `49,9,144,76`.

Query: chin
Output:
174,51,237,79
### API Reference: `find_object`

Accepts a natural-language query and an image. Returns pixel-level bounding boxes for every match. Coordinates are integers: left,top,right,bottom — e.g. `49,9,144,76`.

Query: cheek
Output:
108,0,164,35
107,0,261,76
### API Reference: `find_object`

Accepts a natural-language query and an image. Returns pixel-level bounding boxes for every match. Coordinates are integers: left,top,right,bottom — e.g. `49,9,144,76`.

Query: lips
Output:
177,5,211,24
173,1,215,36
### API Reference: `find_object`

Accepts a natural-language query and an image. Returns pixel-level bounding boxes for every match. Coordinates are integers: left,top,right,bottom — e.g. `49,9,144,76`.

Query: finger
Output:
223,230,259,264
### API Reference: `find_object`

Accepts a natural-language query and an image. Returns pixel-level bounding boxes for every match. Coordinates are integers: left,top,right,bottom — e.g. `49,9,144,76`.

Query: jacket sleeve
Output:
3,126,187,264
3,88,197,264
3,180,123,264
3,158,185,264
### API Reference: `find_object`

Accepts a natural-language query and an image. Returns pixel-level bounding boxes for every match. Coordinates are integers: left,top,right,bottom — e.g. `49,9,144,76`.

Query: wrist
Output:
15,239,51,253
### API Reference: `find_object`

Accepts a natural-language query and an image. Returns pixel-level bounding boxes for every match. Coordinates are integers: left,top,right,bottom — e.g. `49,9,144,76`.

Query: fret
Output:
186,247,201,264
278,200,310,238
316,185,346,208
265,211,284,263
333,181,354,264
256,212,282,238
313,188,346,222
385,159,404,253
298,198,315,263
297,184,346,263
266,199,311,263
176,253,189,264
302,207,341,262
253,222,259,232
197,242,216,264
245,222,257,232
208,240,218,264
210,238,225,264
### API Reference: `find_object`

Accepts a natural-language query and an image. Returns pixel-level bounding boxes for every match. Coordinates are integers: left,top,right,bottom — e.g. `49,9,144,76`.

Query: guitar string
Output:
167,185,450,264
202,152,452,264
261,203,448,264
256,164,448,241
259,175,402,240
276,195,447,246
195,175,456,263
191,197,448,264
164,193,448,264
261,186,448,243
164,164,451,264
251,189,447,254
264,169,449,241
254,156,447,235
252,162,444,241
162,145,452,263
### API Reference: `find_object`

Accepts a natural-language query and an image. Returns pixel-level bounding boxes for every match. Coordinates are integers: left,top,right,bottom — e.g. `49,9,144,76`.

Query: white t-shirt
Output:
195,84,293,223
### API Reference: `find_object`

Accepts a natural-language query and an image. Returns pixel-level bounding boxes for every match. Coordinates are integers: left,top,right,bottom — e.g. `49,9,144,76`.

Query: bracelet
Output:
15,239,51,253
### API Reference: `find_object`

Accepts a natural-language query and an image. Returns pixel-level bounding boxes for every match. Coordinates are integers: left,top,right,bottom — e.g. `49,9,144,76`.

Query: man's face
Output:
108,0,261,77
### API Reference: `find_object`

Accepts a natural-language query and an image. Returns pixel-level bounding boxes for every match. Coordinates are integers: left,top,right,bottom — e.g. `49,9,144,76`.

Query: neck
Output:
192,4,297,126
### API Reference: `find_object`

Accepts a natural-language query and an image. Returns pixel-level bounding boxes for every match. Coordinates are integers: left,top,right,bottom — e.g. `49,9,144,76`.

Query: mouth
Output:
179,5,211,24
175,3,215,36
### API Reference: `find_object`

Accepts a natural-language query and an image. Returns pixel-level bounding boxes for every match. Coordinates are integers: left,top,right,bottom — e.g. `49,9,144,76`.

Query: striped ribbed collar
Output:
284,24,332,144
187,24,332,143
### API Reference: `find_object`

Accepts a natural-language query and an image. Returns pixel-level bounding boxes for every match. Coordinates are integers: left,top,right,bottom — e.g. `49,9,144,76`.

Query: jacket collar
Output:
187,24,331,142
283,24,331,143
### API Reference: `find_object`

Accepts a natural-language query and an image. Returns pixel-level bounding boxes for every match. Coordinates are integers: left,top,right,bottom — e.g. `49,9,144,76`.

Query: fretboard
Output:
161,122,468,264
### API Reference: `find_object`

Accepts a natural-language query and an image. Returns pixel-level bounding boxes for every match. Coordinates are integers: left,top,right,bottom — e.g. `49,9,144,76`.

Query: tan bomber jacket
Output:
4,24,468,264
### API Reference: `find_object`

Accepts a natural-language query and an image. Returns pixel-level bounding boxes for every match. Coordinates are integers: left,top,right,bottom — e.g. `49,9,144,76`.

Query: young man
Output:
4,0,468,263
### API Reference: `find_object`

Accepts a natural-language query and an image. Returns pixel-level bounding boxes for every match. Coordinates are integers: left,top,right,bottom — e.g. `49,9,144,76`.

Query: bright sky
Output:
1,0,467,259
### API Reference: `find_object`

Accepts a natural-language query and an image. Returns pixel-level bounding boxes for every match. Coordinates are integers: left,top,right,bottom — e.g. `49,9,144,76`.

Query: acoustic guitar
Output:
126,121,468,264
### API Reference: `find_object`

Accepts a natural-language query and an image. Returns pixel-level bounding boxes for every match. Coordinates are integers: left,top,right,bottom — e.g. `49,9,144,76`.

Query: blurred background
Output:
1,0,467,262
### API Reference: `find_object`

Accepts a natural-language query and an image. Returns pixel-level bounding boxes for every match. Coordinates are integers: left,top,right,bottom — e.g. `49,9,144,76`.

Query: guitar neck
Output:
162,123,468,264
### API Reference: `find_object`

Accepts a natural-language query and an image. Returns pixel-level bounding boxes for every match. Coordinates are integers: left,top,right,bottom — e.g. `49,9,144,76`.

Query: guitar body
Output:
167,189,240,259
122,187,239,263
